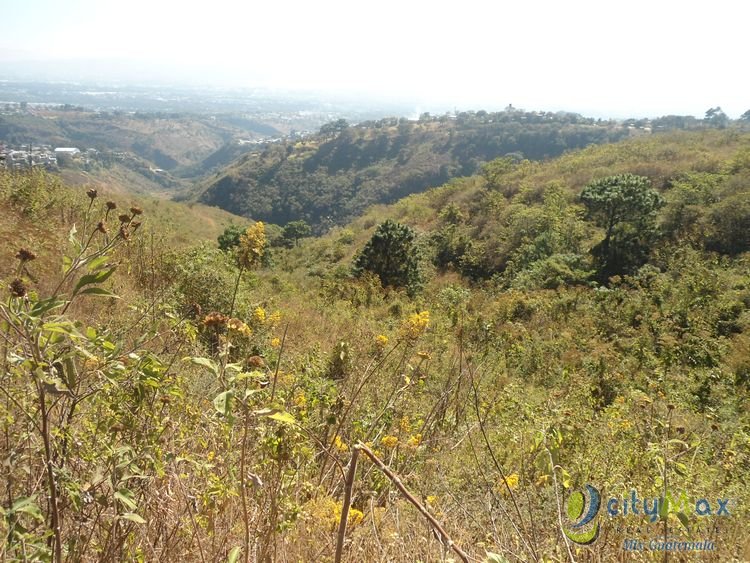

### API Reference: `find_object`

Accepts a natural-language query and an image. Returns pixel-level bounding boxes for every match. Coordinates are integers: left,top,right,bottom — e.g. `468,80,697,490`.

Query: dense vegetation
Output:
197,111,633,228
1,127,749,562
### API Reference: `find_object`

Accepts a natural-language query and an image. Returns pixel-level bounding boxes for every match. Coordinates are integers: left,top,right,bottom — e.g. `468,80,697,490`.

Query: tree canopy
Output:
580,174,664,281
353,219,422,295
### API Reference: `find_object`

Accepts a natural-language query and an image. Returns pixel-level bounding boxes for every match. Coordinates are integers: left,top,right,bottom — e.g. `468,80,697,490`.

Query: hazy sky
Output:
1,0,747,117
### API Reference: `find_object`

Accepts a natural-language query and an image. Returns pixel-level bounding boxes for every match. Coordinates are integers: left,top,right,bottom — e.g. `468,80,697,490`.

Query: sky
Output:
1,0,748,118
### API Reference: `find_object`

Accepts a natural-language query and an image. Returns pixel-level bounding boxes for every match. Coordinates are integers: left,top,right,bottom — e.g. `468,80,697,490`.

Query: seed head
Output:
96,221,107,234
10,278,27,297
186,302,202,319
15,248,37,262
87,188,98,199
118,213,131,223
203,312,228,328
131,220,142,230
106,201,117,210
130,206,143,216
246,355,266,369
119,226,130,241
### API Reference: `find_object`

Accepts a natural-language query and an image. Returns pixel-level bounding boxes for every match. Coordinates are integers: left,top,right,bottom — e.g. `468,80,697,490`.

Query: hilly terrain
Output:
1,127,748,561
0,108,280,172
196,110,634,227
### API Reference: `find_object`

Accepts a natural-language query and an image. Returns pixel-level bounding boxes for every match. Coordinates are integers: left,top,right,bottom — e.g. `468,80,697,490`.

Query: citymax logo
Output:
606,490,732,523
563,485,733,546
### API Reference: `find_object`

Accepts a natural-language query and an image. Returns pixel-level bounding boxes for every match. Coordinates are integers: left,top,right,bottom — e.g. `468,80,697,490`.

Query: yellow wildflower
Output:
238,222,266,269
270,337,281,348
407,433,422,448
227,318,252,338
375,334,389,349
399,311,430,341
252,307,266,324
268,311,282,326
294,392,307,408
334,435,349,453
381,435,399,449
504,473,520,490
426,495,438,507
306,496,365,531
347,508,364,526
399,415,411,433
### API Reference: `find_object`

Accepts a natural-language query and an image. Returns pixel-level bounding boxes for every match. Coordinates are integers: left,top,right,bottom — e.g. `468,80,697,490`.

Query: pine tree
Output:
353,219,422,295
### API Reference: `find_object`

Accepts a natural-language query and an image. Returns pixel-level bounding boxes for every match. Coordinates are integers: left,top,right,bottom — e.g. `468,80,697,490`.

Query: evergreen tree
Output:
580,174,663,281
353,219,422,295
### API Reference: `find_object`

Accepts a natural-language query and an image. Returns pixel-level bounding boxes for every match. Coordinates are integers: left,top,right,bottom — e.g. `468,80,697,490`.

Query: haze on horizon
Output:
1,0,747,119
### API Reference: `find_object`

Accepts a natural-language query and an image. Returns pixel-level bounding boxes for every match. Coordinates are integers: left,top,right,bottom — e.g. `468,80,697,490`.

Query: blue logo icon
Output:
564,484,601,545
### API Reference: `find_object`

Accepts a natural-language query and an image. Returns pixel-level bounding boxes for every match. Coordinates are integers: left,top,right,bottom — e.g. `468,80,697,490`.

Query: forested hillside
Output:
197,110,632,227
1,128,748,562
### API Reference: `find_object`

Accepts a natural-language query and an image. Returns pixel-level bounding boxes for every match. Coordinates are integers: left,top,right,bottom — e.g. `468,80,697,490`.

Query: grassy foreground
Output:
0,129,748,562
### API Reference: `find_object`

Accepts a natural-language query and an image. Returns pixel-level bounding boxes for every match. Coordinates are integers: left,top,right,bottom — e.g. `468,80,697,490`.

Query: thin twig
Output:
334,448,360,563
356,442,471,563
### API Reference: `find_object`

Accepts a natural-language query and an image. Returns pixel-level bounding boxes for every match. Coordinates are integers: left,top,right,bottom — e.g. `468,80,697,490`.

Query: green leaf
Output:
76,287,120,299
87,255,110,272
255,408,296,425
63,357,78,389
227,546,242,563
676,512,690,532
114,489,138,511
213,390,234,417
187,357,218,377
42,321,78,335
72,267,116,296
31,297,65,317
485,553,510,563
120,512,146,524
11,496,43,521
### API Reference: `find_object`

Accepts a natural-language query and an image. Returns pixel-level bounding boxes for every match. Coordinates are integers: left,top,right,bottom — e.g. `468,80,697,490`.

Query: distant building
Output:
54,147,81,157
54,147,80,165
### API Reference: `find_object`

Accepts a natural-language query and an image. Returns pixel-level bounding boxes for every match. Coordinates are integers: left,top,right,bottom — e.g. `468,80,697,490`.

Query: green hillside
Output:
196,110,632,228
1,129,749,562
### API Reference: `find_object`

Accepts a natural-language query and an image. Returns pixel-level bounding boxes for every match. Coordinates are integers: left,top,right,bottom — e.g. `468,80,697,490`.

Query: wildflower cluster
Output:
304,496,364,531
381,435,399,449
406,433,422,448
267,310,282,326
238,221,266,269
375,334,389,350
500,473,520,493
252,306,266,324
399,311,430,341
227,317,252,339
333,435,348,453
